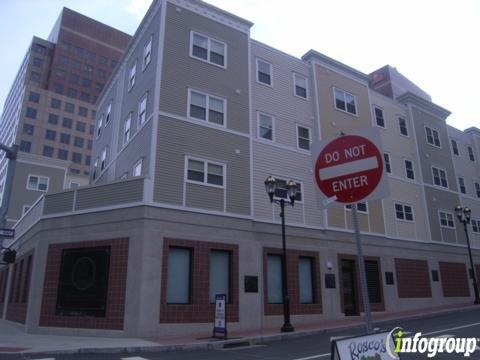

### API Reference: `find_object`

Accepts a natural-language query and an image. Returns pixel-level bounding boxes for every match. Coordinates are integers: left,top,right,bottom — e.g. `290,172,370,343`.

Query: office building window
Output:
124,113,131,144
267,255,282,303
166,247,191,304
297,125,311,150
48,113,59,125
432,167,448,188
26,107,37,119
395,203,414,222
256,58,272,85
258,112,274,141
51,98,61,109
128,61,136,90
468,146,475,162
60,133,70,145
439,211,455,228
67,88,77,99
138,93,148,126
78,106,88,117
53,83,64,94
57,149,68,160
191,32,225,67
425,127,441,147
76,121,86,132
65,102,75,114
398,117,408,136
85,155,91,166
72,152,82,164
45,129,56,141
62,117,72,129
374,107,385,127
384,153,391,173
451,139,459,156
23,124,34,135
294,74,307,98
209,250,231,303
188,90,224,126
334,87,357,115
29,92,40,103
33,57,43,67
458,177,466,194
74,137,84,148
43,146,54,157
186,158,224,187
27,175,49,191
299,257,314,304
87,140,93,150
404,160,415,180
143,36,152,69
20,140,31,152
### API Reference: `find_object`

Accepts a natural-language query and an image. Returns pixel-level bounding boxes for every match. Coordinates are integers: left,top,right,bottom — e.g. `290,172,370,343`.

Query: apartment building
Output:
0,0,479,337
0,8,131,227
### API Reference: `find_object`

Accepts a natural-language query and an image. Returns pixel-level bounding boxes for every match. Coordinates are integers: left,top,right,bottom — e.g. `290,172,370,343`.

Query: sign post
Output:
213,293,227,339
313,129,388,334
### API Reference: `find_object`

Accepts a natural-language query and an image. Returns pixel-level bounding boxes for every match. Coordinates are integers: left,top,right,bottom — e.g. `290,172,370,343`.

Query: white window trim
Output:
133,158,143,177
373,106,385,128
123,112,132,145
424,125,441,148
105,102,112,126
431,166,449,188
345,202,368,213
189,31,227,69
394,202,415,223
296,124,311,152
272,177,304,204
100,146,108,172
142,35,152,71
467,146,476,162
471,219,480,233
293,73,308,100
93,158,99,180
27,174,49,192
332,87,358,116
397,116,409,137
404,159,415,180
128,60,137,91
96,115,103,138
257,111,275,142
187,88,227,128
185,156,226,189
438,210,455,229
450,139,459,156
383,152,392,174
138,92,148,127
256,58,273,87
458,176,466,194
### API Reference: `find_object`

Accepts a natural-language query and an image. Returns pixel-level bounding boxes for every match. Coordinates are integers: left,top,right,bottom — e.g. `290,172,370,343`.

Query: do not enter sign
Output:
314,131,387,204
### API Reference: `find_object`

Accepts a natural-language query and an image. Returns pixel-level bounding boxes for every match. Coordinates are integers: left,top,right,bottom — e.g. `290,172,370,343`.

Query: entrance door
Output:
341,259,358,316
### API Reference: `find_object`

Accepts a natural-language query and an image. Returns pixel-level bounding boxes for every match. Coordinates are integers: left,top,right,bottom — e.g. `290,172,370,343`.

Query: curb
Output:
2,305,477,357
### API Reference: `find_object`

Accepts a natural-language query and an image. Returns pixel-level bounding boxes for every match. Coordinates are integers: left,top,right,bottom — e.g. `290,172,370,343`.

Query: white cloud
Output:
126,0,152,20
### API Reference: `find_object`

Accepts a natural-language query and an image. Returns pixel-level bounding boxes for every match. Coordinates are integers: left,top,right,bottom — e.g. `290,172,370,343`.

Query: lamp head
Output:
286,180,297,206
264,176,276,203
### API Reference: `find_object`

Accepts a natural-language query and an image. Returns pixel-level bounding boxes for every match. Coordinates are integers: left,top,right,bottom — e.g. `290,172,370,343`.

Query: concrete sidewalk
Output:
0,302,476,356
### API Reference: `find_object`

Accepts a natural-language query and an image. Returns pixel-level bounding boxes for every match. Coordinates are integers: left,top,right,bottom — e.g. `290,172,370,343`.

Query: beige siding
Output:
185,183,223,211
44,191,74,214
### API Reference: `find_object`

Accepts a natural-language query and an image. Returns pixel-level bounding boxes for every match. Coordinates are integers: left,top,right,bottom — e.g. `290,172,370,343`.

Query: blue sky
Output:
1,0,479,131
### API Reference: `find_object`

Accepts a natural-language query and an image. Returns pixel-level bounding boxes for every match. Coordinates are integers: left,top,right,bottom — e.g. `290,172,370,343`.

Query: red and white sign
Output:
313,130,387,205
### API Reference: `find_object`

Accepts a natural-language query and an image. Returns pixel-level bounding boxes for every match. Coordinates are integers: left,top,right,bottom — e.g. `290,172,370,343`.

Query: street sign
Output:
213,294,227,338
313,129,388,206
331,331,399,360
0,228,14,238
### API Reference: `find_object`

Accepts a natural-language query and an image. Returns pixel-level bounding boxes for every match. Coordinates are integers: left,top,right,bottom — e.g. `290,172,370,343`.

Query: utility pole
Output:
0,142,18,250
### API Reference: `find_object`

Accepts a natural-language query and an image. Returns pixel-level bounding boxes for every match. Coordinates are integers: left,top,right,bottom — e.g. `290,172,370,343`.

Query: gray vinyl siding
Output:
154,116,250,215
185,183,223,211
43,191,74,214
160,3,249,134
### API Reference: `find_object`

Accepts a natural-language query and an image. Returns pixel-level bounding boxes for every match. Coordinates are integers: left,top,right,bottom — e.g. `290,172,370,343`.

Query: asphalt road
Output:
9,308,480,360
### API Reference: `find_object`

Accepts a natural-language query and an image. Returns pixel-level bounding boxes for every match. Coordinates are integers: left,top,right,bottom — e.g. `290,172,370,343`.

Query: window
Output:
468,146,475,162
256,58,272,86
78,106,88,117
45,129,56,141
65,102,75,114
43,146,54,157
257,112,274,141
62,117,72,129
439,211,455,228
23,124,34,135
33,57,43,67
48,113,59,125
105,103,112,124
186,158,224,187
20,140,31,152
100,147,107,171
128,61,136,90
26,107,37,119
475,183,480,198
60,133,70,144
334,88,357,115
384,153,391,173
133,159,143,177
99,55,108,65
346,202,368,213
294,74,307,98
93,158,99,180
30,71,41,82
274,178,303,202
191,32,225,67
67,88,77,99
297,125,310,150
57,149,68,160
72,152,82,164
374,107,385,127
365,260,382,304
166,247,191,304
143,36,152,69
97,116,103,137
29,92,40,103
267,255,282,303
87,140,93,150
124,113,131,144
75,121,86,133
458,177,466,194
51,98,61,109
425,127,441,147
22,205,31,215
299,257,314,304
138,93,148,126
472,219,480,233
395,203,414,222
188,90,224,125
120,172,128,180
82,78,92,88
74,137,84,148
209,250,231,303
405,160,415,180
27,175,49,191
69,73,79,84
54,83,64,94
432,167,448,188
85,155,91,166
451,139,459,156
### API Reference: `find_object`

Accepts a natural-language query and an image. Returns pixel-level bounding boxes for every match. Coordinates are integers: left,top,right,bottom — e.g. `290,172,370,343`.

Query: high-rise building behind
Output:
0,8,131,226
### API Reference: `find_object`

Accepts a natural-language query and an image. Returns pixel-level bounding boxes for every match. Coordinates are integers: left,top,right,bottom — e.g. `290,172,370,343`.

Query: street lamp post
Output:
265,176,297,333
454,205,480,305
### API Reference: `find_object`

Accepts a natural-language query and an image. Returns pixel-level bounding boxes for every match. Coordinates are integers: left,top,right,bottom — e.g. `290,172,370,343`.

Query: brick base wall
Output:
439,261,470,297
160,238,239,323
40,238,129,330
395,258,432,298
